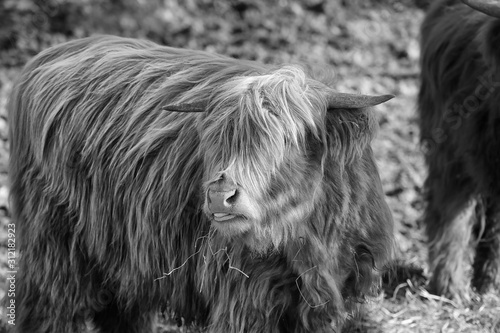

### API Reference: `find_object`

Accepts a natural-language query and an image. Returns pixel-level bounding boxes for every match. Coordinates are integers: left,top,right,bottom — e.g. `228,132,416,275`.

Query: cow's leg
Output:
472,195,500,294
15,272,78,333
91,302,155,333
423,158,475,301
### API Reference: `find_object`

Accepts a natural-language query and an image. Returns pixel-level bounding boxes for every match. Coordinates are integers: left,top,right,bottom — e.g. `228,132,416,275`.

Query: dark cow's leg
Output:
81,286,155,333
91,303,155,333
472,196,500,294
424,159,476,301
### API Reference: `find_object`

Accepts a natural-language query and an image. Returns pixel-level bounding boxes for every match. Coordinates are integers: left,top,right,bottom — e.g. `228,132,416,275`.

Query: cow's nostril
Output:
224,189,238,205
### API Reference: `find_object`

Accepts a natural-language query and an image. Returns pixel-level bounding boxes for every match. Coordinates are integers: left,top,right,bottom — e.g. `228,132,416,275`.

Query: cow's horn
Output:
327,92,394,109
163,102,207,112
462,0,500,18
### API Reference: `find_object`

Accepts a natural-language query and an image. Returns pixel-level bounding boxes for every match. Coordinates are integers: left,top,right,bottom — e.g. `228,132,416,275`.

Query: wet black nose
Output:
207,176,239,213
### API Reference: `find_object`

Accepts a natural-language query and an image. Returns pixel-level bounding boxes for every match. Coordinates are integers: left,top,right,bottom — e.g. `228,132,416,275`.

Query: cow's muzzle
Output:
206,175,248,222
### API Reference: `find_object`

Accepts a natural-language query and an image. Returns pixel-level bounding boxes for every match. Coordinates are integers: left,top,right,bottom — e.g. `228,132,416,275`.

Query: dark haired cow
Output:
7,35,394,332
419,0,500,300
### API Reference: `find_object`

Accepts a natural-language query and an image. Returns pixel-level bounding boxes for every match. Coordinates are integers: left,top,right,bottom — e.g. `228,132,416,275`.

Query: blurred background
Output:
0,0,498,332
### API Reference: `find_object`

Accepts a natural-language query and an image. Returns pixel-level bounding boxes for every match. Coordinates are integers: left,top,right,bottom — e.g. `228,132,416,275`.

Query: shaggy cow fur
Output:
7,35,394,332
419,0,500,301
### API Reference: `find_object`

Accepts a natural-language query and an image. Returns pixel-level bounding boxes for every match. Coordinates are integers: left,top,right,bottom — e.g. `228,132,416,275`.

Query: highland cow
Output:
8,35,394,333
419,0,500,301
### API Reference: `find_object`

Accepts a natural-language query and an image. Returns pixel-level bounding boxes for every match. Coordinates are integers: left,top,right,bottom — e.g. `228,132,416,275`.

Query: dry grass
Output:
362,289,500,333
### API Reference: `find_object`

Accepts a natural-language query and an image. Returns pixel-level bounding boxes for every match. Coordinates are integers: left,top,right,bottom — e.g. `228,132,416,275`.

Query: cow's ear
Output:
327,92,394,110
162,102,207,112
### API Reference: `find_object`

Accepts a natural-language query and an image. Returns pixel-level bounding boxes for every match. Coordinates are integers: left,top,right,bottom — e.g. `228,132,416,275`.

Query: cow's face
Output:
198,67,327,251
171,66,394,252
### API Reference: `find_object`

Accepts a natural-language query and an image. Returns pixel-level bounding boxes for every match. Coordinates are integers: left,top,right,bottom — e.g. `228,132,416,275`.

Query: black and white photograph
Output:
0,0,499,332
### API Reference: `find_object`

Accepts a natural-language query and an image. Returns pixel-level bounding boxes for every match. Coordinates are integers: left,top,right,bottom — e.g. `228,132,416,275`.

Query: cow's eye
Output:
268,110,279,118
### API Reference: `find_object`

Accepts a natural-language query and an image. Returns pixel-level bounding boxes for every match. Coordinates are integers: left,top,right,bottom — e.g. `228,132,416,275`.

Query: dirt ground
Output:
0,1,499,332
